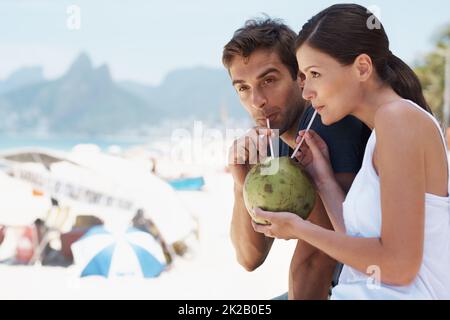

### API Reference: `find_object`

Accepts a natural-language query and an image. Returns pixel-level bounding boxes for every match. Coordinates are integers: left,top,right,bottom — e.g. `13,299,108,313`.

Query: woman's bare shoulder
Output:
374,100,435,139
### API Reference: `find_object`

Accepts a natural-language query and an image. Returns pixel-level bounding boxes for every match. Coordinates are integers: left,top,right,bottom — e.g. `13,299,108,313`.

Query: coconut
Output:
243,156,316,225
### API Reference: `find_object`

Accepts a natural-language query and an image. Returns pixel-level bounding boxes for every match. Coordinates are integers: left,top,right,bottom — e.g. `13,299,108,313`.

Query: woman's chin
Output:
320,115,332,126
320,113,339,126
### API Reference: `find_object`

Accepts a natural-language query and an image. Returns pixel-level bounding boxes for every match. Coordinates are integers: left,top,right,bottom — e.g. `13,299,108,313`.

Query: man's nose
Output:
250,88,267,109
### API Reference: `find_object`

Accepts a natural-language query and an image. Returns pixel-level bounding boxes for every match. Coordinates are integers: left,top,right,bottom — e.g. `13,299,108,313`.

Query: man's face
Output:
229,49,303,134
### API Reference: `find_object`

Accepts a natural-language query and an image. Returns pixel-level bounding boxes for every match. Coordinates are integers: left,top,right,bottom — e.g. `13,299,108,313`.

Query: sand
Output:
0,172,296,300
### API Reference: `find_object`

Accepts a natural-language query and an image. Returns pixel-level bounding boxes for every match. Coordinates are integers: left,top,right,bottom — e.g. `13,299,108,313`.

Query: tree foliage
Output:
414,25,450,123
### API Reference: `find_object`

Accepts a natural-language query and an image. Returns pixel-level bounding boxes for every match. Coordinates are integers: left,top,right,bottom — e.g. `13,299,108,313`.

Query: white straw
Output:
266,118,275,160
290,109,318,159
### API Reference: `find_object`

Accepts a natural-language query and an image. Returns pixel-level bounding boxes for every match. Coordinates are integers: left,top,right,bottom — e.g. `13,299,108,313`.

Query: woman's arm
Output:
295,130,348,233
372,103,425,284
255,103,426,286
315,177,347,233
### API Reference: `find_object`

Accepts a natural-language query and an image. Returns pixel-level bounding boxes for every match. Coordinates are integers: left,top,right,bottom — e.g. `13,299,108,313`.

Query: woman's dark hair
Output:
295,4,432,113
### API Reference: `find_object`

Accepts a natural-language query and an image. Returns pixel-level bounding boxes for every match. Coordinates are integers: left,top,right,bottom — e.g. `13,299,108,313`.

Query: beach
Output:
0,171,296,300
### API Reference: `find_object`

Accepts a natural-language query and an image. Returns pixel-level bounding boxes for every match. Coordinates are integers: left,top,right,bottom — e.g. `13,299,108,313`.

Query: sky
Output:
0,0,449,86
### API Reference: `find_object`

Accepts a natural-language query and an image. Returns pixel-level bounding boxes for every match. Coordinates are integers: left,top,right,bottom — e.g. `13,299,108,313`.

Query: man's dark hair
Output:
222,17,298,80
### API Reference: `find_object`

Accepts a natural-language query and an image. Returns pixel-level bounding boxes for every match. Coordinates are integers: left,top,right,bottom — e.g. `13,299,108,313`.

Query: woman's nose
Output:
302,81,316,101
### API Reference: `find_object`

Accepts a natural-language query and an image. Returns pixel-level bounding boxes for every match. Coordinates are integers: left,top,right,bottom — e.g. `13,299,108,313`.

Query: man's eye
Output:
311,71,320,78
263,78,274,85
238,86,248,92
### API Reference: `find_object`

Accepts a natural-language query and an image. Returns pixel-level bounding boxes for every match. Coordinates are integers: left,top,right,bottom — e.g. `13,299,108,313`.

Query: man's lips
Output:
257,112,279,122
265,113,279,122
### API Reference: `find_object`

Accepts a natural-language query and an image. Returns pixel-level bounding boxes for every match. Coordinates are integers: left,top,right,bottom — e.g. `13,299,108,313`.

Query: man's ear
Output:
353,54,373,82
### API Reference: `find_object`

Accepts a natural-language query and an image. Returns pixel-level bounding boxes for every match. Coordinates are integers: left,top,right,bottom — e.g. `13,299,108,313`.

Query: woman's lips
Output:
315,105,325,112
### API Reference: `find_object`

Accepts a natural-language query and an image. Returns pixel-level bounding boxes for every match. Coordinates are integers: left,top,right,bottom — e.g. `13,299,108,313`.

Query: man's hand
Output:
228,127,272,189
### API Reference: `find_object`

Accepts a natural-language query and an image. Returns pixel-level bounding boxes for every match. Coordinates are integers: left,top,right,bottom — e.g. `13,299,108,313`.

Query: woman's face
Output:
296,44,361,125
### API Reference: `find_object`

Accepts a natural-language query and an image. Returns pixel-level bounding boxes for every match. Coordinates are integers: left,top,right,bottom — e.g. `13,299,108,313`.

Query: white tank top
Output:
331,99,450,300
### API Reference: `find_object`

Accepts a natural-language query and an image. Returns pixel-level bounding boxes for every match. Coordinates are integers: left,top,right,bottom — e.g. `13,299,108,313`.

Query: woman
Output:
252,4,450,299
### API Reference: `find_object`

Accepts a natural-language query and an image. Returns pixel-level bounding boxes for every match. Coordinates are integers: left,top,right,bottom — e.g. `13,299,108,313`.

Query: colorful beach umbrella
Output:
71,226,166,278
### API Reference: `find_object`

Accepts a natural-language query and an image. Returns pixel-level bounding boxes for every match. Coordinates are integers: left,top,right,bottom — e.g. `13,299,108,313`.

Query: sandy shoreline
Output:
0,172,296,300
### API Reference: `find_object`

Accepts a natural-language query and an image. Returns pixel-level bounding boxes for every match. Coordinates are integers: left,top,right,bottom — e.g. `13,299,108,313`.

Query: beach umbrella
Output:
71,225,166,278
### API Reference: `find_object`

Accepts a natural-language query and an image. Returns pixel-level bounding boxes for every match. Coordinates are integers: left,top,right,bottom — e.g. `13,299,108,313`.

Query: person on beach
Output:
223,17,371,299
252,4,450,299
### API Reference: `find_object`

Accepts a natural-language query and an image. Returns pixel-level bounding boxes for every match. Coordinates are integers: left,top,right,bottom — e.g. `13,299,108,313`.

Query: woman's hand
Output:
251,207,313,240
294,130,335,191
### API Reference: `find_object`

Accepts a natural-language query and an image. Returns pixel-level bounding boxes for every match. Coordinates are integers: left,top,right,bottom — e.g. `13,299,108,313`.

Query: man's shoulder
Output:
311,113,370,142
298,105,364,131
301,107,371,173
297,104,370,138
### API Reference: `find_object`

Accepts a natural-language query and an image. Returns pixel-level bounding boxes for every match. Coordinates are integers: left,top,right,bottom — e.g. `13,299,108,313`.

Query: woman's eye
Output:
311,71,320,78
238,86,248,92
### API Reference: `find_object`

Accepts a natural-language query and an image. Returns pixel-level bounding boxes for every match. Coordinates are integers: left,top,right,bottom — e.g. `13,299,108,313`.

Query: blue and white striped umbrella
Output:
71,226,166,278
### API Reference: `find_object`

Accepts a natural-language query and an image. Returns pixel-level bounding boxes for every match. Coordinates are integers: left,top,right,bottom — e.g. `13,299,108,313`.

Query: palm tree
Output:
414,25,450,124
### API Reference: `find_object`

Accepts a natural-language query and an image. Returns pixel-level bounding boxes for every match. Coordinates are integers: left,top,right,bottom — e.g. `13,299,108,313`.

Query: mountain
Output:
119,67,247,121
119,81,158,106
0,53,248,136
0,66,45,94
0,53,161,135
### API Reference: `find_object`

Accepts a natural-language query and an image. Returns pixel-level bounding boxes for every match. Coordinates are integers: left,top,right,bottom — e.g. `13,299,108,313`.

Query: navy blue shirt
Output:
279,105,371,174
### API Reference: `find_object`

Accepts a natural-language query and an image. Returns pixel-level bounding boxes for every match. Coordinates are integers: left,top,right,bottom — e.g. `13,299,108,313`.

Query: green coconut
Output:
243,156,316,225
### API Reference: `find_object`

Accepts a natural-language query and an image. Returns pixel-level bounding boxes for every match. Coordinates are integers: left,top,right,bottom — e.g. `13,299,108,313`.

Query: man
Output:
222,18,371,299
